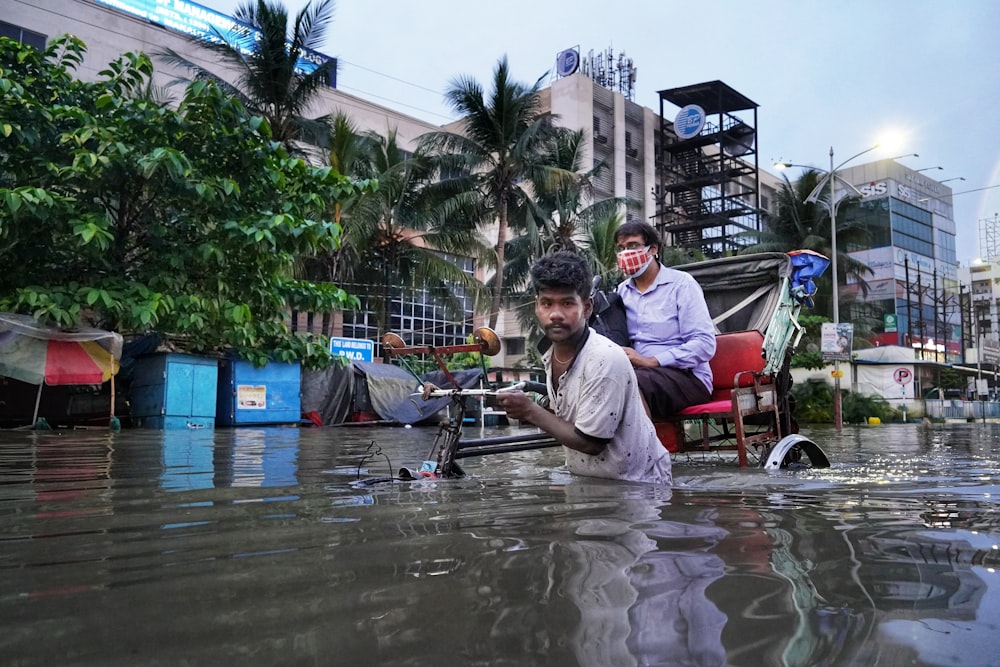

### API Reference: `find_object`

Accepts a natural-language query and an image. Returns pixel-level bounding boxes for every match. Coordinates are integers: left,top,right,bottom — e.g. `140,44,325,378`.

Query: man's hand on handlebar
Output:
496,390,536,424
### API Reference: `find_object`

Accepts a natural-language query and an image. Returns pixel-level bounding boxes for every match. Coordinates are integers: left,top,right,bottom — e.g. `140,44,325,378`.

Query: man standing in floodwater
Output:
497,251,671,484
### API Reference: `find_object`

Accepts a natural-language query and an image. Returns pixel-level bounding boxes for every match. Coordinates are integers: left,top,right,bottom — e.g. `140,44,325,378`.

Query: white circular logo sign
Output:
556,49,580,77
674,104,706,140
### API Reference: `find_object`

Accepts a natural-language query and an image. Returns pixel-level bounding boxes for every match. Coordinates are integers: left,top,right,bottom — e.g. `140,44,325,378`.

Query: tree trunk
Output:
488,201,507,330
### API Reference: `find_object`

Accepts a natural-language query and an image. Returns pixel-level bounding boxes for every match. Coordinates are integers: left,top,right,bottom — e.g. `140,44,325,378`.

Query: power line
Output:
339,59,443,97
336,84,455,122
337,59,457,123
918,183,1000,204
950,184,1000,198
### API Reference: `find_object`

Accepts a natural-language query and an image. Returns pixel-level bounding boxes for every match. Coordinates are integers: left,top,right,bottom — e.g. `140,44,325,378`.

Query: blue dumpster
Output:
131,353,218,429
215,358,301,426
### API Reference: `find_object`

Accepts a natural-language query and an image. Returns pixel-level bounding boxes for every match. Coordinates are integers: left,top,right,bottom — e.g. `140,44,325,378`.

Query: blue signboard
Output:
329,337,374,362
92,0,335,81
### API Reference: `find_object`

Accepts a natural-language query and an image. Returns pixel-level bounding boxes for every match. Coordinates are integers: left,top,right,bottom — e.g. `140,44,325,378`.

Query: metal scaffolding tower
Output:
979,212,1000,262
654,81,761,257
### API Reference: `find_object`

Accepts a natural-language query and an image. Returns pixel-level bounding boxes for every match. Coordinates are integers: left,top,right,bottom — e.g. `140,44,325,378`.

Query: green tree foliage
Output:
302,116,489,337
789,379,834,423
502,128,631,345
332,128,489,334
0,35,371,368
159,0,338,149
790,314,829,370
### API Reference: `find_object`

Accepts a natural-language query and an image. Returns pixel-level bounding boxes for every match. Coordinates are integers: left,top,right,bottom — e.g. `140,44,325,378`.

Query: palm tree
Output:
310,112,378,282
336,129,489,337
419,56,576,329
159,0,337,149
740,170,830,254
741,169,872,318
504,129,627,284
501,128,636,349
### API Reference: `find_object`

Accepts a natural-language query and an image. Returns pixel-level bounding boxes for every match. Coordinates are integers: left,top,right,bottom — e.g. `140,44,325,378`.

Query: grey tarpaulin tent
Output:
301,361,482,426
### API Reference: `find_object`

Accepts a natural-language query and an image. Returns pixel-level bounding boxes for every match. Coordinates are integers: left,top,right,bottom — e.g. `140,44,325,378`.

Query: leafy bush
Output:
842,392,898,424
791,379,900,423
790,379,833,423
790,314,829,370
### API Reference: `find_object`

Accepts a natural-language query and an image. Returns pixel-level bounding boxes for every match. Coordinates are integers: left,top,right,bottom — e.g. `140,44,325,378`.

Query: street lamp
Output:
940,177,966,184
915,166,943,173
775,144,882,433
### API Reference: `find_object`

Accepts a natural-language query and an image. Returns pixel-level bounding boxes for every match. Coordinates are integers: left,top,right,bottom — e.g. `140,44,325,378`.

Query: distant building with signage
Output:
958,259,1000,364
830,160,961,363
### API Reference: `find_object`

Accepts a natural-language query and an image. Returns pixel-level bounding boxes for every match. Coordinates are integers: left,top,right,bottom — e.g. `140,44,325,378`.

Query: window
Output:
890,197,934,258
344,252,477,353
505,337,525,356
0,21,46,50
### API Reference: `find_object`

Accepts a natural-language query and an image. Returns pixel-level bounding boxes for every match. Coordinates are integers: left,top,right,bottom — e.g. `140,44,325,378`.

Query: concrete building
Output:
781,159,970,407
958,259,1000,374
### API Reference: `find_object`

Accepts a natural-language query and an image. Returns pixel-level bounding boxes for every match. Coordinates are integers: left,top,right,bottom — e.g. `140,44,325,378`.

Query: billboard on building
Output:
847,247,894,285
92,0,335,80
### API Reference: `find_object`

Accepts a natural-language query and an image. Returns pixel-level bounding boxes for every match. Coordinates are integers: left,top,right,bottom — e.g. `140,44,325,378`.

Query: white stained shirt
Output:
545,329,672,484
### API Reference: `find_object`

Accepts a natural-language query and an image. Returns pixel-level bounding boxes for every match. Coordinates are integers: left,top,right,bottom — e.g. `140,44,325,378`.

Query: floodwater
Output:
1,422,999,667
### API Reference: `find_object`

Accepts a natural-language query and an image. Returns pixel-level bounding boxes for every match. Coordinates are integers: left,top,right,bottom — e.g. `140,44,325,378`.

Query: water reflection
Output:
488,483,729,666
0,424,998,665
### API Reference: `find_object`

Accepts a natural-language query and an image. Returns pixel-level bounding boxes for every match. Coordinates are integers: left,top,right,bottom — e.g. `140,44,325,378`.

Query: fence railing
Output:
924,399,1000,420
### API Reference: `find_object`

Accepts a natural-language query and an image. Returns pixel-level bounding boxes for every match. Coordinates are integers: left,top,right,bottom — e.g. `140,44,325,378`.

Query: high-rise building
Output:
833,160,960,362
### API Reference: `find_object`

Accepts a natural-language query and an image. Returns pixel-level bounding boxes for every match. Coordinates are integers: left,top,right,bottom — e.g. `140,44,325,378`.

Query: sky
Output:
200,0,1000,264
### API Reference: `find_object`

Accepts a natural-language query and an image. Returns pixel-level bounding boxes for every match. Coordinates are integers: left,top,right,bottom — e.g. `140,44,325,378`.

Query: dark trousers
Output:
634,366,712,419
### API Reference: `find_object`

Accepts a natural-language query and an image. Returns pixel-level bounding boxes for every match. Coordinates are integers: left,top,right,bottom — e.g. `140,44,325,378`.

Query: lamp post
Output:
940,177,966,184
915,166,943,173
775,144,886,432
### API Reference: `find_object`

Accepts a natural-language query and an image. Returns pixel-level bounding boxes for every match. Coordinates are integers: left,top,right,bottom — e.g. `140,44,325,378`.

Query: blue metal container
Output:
130,353,218,429
215,359,301,426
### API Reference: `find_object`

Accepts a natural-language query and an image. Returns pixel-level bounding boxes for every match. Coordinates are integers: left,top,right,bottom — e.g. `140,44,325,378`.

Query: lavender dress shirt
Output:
617,264,716,392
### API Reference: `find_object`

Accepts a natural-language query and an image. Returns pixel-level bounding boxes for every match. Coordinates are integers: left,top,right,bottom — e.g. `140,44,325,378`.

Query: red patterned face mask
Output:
617,246,652,278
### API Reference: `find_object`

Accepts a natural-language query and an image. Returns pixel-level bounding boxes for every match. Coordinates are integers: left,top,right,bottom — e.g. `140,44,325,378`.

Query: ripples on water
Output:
1,423,999,666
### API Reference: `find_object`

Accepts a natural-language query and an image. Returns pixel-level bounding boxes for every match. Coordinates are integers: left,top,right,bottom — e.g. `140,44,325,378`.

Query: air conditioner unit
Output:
626,147,639,158
595,134,608,145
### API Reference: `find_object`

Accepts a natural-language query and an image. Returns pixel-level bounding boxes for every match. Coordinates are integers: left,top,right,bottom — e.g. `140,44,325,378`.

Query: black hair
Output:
530,250,593,299
613,220,661,248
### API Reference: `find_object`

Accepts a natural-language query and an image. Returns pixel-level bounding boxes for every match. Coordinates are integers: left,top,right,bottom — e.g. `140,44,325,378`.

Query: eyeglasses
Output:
616,243,649,253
